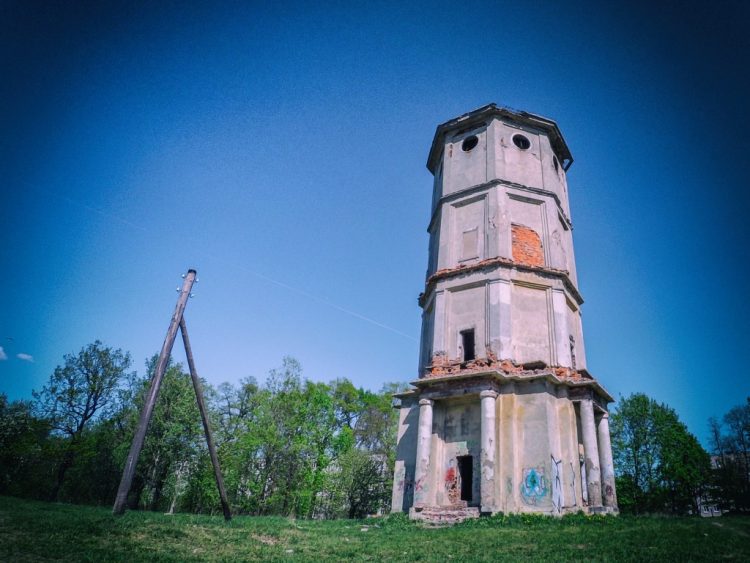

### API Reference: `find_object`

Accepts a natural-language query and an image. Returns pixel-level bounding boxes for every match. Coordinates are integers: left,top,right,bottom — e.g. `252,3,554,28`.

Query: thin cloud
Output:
0,346,7,360
17,353,34,363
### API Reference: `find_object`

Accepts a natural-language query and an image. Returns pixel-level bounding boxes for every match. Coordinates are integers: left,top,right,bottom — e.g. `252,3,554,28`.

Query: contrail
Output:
43,189,148,232
242,267,418,342
42,186,417,342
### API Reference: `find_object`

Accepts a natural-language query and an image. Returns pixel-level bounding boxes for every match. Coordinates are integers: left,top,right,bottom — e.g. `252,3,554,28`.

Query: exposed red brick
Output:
511,224,544,267
424,255,570,292
425,350,587,381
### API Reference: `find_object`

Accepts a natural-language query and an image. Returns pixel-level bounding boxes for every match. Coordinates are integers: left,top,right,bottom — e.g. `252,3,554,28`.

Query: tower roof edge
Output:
426,103,574,174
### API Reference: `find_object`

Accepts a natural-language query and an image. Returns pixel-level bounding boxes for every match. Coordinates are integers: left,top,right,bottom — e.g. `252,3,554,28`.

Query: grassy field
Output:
1,496,749,562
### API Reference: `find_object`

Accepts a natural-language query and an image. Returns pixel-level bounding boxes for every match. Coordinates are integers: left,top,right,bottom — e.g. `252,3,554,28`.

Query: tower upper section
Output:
427,104,572,211
418,105,588,376
424,105,579,287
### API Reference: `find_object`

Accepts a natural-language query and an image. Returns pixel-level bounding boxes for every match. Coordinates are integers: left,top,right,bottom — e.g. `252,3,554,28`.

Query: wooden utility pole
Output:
112,269,231,520
179,316,231,521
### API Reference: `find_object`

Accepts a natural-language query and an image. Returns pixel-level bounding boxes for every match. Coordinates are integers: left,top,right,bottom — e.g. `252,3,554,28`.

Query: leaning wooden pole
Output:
179,316,232,521
113,269,197,515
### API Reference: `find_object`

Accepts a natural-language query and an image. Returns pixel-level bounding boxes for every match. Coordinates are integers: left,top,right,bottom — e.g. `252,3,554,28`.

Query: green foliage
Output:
33,341,132,437
32,341,133,500
6,341,734,525
0,394,51,498
212,358,399,519
611,393,710,514
8,344,403,519
134,357,204,512
321,447,390,519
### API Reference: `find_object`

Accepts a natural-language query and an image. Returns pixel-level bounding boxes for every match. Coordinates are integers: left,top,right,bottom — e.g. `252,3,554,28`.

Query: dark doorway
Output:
457,455,473,502
460,329,475,362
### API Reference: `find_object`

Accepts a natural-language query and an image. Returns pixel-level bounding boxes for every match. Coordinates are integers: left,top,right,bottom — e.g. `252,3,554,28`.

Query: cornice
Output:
419,257,584,307
427,104,573,175
427,179,573,234
393,369,613,404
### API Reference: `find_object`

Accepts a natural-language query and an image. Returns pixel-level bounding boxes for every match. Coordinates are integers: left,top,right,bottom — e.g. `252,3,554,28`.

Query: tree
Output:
708,398,750,511
611,393,710,514
0,394,51,497
133,356,204,511
213,363,403,519
33,341,132,500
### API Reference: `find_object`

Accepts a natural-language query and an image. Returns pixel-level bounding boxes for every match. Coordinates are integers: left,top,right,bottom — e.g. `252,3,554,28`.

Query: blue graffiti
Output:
520,467,548,505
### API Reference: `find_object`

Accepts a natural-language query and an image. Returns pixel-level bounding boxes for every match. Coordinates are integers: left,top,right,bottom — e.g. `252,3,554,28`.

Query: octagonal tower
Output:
391,104,617,522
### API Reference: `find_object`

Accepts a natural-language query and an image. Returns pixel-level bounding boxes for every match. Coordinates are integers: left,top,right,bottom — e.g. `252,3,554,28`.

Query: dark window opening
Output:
462,135,479,152
512,134,531,150
457,455,473,502
461,329,475,361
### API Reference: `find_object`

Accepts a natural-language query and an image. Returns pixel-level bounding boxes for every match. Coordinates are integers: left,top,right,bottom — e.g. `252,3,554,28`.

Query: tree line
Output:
611,393,749,514
0,341,404,519
1,341,748,516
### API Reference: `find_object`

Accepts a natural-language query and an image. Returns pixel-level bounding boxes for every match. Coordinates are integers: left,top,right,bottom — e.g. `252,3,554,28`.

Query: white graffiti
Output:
580,457,588,505
569,462,577,508
551,456,563,513
550,456,579,513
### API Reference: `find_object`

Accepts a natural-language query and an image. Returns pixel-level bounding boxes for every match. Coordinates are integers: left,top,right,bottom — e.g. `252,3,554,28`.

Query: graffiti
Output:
550,456,563,513
394,467,405,489
520,466,548,505
542,457,583,512
394,466,414,509
506,477,513,495
445,465,461,504
415,477,426,492
699,500,722,517
580,457,588,505
568,462,577,508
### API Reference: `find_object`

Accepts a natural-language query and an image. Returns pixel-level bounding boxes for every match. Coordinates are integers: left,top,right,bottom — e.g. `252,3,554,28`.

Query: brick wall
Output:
511,224,544,267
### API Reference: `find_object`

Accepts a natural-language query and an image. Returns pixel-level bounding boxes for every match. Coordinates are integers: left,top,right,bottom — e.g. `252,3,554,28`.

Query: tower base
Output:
391,369,619,519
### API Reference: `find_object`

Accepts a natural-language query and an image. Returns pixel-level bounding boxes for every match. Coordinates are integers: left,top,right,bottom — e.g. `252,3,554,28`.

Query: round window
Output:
512,134,531,150
462,135,479,152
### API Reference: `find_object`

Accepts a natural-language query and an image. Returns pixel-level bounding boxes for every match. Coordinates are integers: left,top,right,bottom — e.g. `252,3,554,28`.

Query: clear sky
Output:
2,1,748,445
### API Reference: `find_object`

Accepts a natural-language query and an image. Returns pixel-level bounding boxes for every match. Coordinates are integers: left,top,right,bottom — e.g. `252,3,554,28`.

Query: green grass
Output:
1,496,749,562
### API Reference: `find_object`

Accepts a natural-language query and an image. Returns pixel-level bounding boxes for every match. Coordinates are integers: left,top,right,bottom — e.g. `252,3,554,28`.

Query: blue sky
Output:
2,1,748,445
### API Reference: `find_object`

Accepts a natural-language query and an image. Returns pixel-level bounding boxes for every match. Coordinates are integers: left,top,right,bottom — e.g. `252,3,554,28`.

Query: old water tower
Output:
391,104,618,522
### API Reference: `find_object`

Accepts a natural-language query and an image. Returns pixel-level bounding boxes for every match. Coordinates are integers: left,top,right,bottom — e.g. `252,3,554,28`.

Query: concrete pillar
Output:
498,280,512,358
433,291,445,354
551,290,572,368
498,385,517,513
413,398,434,508
579,399,602,507
487,282,502,355
597,412,617,509
480,390,498,512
